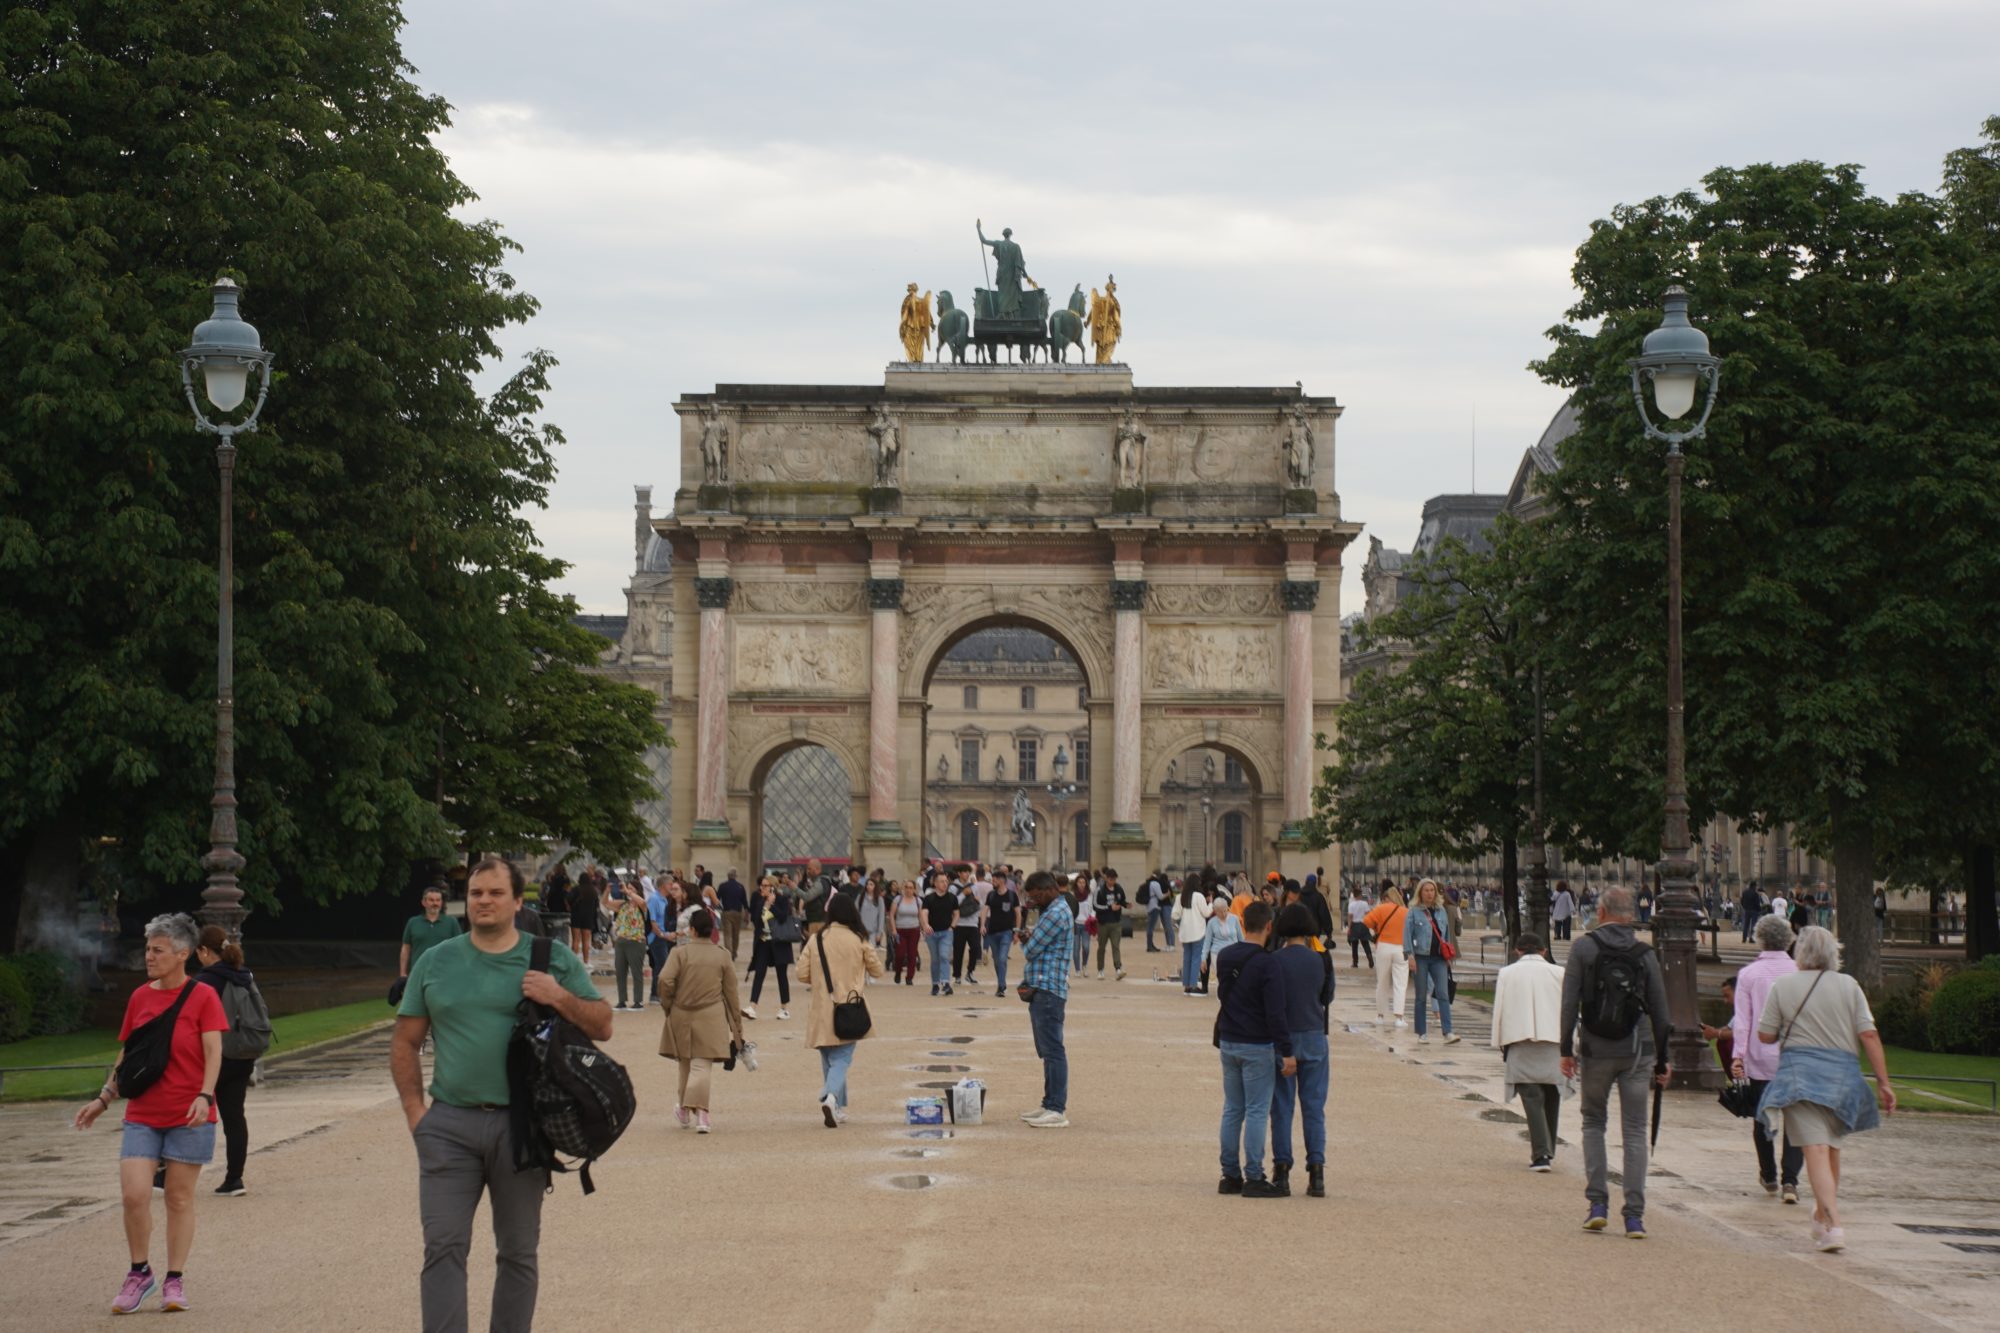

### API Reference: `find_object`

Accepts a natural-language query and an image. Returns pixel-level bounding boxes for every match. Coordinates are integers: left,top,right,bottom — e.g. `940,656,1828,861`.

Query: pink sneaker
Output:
674,1104,691,1129
112,1269,155,1314
695,1110,711,1134
160,1275,188,1311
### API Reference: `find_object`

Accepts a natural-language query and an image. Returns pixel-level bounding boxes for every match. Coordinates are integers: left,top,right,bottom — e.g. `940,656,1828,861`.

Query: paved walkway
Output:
0,954,1988,1330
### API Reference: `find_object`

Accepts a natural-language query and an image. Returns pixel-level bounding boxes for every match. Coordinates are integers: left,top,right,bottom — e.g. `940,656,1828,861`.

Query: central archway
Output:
749,740,857,875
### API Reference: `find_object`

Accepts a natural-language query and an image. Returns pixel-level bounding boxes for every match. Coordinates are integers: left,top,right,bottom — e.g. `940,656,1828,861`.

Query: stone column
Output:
1280,578,1317,829
1109,578,1147,835
692,576,732,832
866,578,903,825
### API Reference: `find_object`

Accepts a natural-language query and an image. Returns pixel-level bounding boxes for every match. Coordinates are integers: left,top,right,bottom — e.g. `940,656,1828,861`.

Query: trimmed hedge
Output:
0,961,30,1043
1928,970,2000,1056
1872,986,1931,1051
0,952,88,1039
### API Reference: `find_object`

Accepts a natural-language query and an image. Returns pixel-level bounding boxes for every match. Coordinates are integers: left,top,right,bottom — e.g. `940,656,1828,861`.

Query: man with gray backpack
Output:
1559,886,1672,1240
194,925,271,1199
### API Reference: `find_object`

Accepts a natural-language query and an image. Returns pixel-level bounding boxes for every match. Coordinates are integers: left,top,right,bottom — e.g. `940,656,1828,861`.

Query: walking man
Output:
921,872,957,996
984,873,1021,997
717,868,749,961
1561,886,1671,1239
1214,901,1289,1197
799,858,832,937
391,856,610,1333
399,886,462,995
1094,868,1128,980
1018,870,1072,1128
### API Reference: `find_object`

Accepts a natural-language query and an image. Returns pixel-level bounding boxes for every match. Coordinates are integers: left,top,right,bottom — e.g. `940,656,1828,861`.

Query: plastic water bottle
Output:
742,1041,759,1072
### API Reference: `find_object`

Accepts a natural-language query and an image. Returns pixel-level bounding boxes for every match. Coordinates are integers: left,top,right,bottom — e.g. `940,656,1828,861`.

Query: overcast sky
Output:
401,0,1998,616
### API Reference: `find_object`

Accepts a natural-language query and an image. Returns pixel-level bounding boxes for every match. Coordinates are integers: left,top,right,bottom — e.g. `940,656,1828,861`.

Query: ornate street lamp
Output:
179,278,275,938
1046,744,1079,872
1630,284,1721,1088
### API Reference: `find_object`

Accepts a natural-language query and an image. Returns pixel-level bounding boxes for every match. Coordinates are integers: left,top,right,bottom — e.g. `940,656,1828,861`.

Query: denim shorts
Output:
120,1120,217,1165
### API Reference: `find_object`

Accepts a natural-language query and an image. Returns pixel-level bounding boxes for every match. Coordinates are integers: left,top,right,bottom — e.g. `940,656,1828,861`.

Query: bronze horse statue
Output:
1048,285,1086,363
935,291,971,363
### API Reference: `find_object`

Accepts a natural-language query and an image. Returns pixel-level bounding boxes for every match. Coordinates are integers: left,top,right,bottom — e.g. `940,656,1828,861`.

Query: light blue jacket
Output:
1757,1044,1881,1139
1405,905,1453,958
1204,911,1243,965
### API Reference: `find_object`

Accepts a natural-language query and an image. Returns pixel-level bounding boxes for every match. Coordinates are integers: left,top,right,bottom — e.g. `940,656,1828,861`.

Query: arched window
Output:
963,685,978,709
1020,685,1036,710
1072,813,1091,865
1221,812,1246,864
1073,736,1090,782
1077,686,1087,709
958,811,981,862
1224,756,1245,785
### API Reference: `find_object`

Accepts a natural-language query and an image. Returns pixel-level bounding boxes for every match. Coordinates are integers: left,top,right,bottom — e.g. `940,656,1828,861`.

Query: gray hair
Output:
1753,913,1795,952
143,912,200,957
1792,924,1841,972
1597,886,1635,921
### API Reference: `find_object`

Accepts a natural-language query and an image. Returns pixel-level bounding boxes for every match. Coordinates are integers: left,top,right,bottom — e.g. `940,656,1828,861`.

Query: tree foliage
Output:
0,0,662,942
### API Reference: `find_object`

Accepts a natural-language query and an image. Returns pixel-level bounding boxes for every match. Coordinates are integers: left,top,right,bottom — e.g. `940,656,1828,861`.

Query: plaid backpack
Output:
507,937,636,1194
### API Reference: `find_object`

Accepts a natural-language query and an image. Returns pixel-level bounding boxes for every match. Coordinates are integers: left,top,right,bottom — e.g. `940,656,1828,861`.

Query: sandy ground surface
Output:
1,946,1989,1332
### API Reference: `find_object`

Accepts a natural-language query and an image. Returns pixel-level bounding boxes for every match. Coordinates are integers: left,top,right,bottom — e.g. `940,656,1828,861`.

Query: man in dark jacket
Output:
1093,869,1128,980
1270,903,1335,1198
1214,902,1292,1198
1561,886,1672,1239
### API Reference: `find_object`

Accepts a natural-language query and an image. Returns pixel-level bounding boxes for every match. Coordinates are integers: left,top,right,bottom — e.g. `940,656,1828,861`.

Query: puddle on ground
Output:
1457,1093,1490,1103
915,1080,959,1090
887,1174,938,1191
906,1128,955,1140
894,1148,943,1159
903,1064,972,1073
1478,1108,1527,1124
930,1036,975,1044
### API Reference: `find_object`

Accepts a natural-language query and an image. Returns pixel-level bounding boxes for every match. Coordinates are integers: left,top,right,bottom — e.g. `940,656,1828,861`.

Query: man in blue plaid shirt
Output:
1018,870,1072,1128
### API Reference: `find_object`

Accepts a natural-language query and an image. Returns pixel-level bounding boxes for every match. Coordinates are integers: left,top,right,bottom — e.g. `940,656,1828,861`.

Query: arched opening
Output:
922,620,1092,873
1157,743,1267,880
752,742,853,874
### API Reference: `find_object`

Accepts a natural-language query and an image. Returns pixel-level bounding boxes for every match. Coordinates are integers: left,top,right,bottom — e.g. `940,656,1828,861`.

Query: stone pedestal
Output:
1004,844,1039,876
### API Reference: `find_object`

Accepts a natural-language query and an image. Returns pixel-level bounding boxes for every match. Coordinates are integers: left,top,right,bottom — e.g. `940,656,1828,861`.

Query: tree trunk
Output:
1829,806,1880,989
1967,843,1998,963
1502,837,1520,947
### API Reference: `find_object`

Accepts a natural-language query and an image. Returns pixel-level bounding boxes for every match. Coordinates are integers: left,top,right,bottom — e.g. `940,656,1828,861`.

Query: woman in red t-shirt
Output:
74,913,228,1315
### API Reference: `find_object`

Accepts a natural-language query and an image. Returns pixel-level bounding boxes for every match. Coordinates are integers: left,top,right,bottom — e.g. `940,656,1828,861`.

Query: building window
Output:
1224,756,1244,785
1020,685,1036,711
958,811,981,862
1221,812,1246,864
1072,812,1091,864
1017,737,1039,783
963,685,978,709
959,739,980,783
1078,686,1088,710
1073,737,1090,783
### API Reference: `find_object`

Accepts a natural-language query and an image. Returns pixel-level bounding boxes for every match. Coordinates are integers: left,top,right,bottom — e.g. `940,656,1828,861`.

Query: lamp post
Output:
1045,744,1079,873
178,278,275,939
1630,284,1722,1089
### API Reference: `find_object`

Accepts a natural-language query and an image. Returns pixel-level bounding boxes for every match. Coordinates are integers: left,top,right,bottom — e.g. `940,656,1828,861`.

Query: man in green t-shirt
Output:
390,856,608,1332
399,886,461,981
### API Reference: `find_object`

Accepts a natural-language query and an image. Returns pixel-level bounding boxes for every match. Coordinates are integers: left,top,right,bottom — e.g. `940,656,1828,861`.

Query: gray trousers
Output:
613,937,647,1007
415,1103,546,1333
1518,1082,1562,1162
1579,1055,1651,1220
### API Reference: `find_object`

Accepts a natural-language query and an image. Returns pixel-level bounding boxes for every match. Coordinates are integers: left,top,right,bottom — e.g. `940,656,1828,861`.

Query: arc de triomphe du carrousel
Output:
651,232,1361,882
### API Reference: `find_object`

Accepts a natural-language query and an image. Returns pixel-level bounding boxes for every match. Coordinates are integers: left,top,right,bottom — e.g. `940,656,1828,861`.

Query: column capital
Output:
1279,579,1319,612
1109,579,1148,611
867,577,905,611
695,577,734,610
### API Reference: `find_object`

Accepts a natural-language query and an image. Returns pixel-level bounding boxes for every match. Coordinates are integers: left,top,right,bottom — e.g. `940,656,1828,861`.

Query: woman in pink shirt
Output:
1730,914,1802,1201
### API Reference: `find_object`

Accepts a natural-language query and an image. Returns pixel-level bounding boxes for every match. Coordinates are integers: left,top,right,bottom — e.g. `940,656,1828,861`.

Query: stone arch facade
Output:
658,364,1359,882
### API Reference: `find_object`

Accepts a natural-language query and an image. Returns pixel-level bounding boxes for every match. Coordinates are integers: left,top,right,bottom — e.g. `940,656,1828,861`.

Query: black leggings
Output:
1348,928,1374,968
215,1056,255,1182
952,926,982,979
750,938,792,1005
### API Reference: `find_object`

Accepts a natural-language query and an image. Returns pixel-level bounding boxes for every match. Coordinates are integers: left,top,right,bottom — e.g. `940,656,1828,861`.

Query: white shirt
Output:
1771,896,1789,918
1347,897,1369,925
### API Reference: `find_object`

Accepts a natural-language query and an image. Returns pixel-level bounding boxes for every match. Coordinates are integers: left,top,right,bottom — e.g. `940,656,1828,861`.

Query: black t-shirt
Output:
921,891,958,931
986,888,1020,932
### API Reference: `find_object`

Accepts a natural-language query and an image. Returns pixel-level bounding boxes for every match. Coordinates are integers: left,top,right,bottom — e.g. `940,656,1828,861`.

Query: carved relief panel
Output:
734,623,868,692
1144,625,1281,693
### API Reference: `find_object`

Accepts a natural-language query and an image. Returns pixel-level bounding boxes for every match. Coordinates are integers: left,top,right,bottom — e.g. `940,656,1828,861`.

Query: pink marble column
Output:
694,583,730,825
1112,595,1143,827
868,602,899,823
1284,607,1313,824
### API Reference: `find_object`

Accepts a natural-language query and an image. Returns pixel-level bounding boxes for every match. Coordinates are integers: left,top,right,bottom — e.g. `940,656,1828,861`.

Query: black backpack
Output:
507,937,636,1195
115,980,199,1099
1580,938,1653,1041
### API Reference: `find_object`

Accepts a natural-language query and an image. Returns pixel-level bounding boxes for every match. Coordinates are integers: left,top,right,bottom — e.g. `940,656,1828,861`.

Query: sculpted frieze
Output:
1145,582,1281,618
733,580,864,616
1145,625,1280,693
735,623,868,692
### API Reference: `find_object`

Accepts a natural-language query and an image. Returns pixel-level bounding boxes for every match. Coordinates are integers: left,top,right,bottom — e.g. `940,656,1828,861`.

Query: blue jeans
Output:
819,1042,855,1108
1029,990,1068,1113
1180,941,1205,990
1270,1030,1330,1166
985,931,1014,990
1412,953,1453,1036
927,930,951,987
1145,906,1165,948
1072,925,1091,971
1219,1041,1277,1181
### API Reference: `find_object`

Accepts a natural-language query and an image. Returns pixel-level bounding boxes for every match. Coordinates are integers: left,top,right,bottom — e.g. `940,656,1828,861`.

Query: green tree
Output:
1530,133,2000,985
0,0,660,945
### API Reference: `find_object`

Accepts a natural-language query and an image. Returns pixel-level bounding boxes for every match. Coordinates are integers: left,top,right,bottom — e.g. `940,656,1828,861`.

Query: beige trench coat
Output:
657,939,743,1062
794,925,885,1049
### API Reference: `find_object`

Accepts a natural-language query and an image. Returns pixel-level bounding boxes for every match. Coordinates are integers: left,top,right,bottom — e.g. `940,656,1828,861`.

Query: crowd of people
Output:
68,852,1900,1322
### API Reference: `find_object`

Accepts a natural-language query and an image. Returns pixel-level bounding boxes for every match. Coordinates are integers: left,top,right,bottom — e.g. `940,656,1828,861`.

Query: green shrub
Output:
0,960,30,1044
1977,954,2000,977
1927,970,2000,1056
2,952,88,1037
1871,986,1930,1051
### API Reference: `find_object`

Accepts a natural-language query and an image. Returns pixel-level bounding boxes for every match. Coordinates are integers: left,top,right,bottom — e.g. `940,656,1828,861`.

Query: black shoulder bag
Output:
115,980,200,1099
816,932,872,1041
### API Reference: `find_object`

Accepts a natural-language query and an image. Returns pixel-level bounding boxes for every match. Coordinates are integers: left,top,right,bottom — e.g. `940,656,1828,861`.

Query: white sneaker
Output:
743,1005,758,1019
1027,1110,1069,1129
1444,1034,1462,1045
1393,1019,1407,1029
834,1105,849,1125
1817,1227,1845,1252
821,1096,839,1129
776,1008,790,1020
1020,1107,1046,1122
1115,970,1125,981
1417,1033,1430,1043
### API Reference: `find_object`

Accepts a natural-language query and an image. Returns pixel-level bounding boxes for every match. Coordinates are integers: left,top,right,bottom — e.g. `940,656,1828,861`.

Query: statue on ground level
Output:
977,219,1039,318
1049,285,1088,363
935,291,970,362
1089,276,1122,364
1283,403,1315,490
698,402,730,485
867,406,902,488
1114,403,1147,489
1011,788,1036,845
898,283,933,361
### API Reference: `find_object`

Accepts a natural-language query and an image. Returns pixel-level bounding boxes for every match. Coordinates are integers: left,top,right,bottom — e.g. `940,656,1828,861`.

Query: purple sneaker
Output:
160,1274,188,1310
112,1269,155,1315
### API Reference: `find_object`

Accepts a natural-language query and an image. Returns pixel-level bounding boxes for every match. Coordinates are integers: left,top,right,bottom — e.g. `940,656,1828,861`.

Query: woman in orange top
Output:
1363,885,1409,1028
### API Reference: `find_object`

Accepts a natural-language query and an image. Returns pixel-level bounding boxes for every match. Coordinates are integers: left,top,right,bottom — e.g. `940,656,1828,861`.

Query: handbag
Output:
816,932,872,1041
769,913,803,945
1718,1080,1760,1118
1426,908,1457,963
115,980,200,1100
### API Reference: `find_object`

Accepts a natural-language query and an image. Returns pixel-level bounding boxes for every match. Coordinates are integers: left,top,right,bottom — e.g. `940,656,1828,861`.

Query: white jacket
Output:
1170,893,1212,945
1489,953,1564,1049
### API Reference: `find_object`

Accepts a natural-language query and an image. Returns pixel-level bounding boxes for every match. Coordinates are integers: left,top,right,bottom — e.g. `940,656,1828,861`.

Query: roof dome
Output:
641,533,672,573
